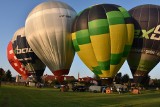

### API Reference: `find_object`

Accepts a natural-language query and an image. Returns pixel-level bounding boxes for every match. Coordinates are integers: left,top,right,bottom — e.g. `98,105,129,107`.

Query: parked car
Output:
54,85,61,89
36,82,44,88
72,86,87,92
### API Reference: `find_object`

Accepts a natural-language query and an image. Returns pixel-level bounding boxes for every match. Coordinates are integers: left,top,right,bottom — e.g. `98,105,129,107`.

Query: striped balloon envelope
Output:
7,41,29,80
72,4,134,80
127,4,160,83
25,1,76,77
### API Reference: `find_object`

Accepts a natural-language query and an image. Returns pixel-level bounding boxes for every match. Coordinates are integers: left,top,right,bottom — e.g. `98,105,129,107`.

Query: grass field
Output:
0,85,160,107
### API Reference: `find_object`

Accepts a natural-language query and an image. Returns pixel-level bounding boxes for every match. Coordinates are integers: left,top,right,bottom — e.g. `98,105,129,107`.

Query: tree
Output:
0,68,5,77
0,68,4,86
153,79,160,87
0,68,5,81
5,70,12,82
114,72,122,84
122,74,130,83
140,75,150,87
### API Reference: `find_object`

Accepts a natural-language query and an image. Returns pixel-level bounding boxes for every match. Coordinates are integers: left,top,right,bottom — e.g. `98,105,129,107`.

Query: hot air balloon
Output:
7,41,29,80
127,4,160,83
12,27,46,82
72,4,134,84
25,1,77,81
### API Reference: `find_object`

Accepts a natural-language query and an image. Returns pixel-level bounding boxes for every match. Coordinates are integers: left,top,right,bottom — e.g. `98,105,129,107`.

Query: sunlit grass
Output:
0,85,160,107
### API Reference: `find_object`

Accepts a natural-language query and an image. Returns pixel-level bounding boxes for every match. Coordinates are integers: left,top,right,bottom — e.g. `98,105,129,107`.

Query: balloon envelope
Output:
12,27,46,81
72,4,134,79
25,1,77,76
7,41,29,80
127,4,160,83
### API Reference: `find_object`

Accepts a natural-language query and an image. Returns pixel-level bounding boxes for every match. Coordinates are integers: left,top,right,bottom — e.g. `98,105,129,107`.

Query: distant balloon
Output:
127,4,160,83
72,4,134,81
12,27,46,81
25,1,77,76
7,41,29,80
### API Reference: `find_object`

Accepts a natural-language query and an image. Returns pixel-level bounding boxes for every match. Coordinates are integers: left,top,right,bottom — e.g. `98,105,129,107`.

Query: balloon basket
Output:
106,87,112,94
132,88,141,94
100,78,113,86
134,76,144,84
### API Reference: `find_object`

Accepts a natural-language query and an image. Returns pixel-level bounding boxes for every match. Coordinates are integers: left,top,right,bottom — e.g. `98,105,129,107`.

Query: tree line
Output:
0,68,12,82
1,67,160,88
94,72,160,88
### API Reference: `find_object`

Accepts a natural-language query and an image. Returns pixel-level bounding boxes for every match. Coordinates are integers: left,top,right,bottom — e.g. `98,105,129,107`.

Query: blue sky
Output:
0,0,160,79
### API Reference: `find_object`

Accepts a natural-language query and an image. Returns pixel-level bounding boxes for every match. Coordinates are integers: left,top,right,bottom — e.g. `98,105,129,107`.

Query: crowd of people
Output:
101,86,127,94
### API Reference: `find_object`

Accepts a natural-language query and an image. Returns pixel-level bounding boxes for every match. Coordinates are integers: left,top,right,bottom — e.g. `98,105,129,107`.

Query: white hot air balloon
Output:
25,1,77,76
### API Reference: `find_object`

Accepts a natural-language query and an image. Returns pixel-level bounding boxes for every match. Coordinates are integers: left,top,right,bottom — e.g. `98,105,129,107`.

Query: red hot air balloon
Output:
7,41,29,80
12,27,46,82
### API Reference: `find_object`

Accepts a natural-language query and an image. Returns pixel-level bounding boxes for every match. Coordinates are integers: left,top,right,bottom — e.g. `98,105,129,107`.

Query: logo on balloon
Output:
131,49,160,56
12,35,38,64
59,15,71,18
15,46,33,54
135,25,160,40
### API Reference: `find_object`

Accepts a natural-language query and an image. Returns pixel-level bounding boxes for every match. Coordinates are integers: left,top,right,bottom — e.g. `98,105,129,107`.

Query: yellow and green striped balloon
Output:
72,4,134,79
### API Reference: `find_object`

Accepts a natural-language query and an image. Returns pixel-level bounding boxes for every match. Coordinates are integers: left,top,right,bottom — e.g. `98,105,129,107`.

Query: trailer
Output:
89,85,102,93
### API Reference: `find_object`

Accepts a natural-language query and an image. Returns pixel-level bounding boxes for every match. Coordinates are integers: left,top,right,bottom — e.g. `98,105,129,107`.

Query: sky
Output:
0,0,160,79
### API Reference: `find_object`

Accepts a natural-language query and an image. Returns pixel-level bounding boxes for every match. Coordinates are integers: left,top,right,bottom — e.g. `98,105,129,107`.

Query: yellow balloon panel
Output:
110,58,126,77
98,70,110,78
109,24,127,54
90,34,110,61
77,44,98,70
126,24,134,45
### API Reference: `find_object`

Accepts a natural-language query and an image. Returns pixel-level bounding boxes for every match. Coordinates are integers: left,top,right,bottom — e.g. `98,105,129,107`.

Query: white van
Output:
89,85,102,93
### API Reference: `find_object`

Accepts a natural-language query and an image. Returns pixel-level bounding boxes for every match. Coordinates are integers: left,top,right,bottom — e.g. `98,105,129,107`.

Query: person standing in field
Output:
102,87,106,94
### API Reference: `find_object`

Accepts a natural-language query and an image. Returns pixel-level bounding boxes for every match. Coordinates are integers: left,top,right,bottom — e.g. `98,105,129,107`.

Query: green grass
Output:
0,85,160,107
